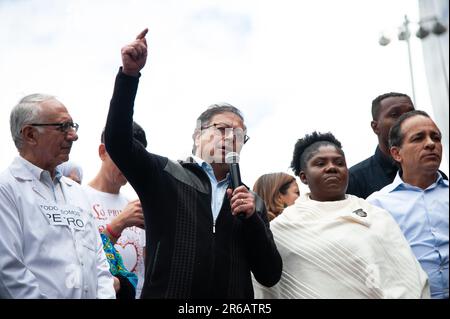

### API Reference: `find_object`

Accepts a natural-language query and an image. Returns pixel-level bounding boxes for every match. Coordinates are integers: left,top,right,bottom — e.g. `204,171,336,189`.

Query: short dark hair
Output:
101,121,147,147
290,131,343,176
191,102,245,154
371,92,412,120
389,110,430,148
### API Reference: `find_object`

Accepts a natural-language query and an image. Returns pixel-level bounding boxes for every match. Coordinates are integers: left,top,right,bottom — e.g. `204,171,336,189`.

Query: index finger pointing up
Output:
136,28,148,40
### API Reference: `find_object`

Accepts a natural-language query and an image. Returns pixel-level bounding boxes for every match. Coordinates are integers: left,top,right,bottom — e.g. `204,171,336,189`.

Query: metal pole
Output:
403,15,417,105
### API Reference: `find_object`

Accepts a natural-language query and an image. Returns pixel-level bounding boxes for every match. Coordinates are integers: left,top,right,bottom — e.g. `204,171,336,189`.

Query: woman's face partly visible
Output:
279,180,300,207
300,145,348,202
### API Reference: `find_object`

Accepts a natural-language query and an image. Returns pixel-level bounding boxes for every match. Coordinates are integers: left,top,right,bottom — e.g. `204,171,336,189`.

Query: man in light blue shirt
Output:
368,110,448,299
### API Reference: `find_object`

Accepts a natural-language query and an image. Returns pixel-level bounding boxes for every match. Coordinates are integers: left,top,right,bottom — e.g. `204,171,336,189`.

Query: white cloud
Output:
0,0,447,199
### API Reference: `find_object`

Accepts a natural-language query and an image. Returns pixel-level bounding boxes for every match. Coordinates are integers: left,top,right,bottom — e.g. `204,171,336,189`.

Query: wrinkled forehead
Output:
208,112,246,130
40,99,71,121
401,115,440,136
379,96,414,114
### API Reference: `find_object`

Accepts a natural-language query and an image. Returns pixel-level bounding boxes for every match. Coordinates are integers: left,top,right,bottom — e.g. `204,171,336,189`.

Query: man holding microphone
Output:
104,29,281,299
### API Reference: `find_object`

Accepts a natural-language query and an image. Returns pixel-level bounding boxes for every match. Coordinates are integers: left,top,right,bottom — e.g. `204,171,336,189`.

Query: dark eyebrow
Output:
215,122,240,127
388,106,409,114
431,130,442,137
312,155,344,161
410,131,424,138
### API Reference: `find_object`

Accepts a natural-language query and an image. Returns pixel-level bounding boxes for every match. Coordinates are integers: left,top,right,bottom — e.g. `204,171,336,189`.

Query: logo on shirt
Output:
352,208,367,217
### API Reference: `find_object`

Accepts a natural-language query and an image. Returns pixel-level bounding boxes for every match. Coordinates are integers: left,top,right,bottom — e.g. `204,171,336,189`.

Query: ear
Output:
299,171,308,185
193,129,202,156
276,192,285,202
21,126,38,146
390,146,402,163
371,120,380,135
98,143,107,160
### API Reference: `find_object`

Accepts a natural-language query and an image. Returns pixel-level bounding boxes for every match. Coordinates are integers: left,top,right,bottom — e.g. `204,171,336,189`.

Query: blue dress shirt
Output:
192,156,230,225
367,172,449,299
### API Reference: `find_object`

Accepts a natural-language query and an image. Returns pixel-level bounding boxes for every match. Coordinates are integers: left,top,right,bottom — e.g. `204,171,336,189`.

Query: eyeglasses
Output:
202,123,250,144
29,122,79,133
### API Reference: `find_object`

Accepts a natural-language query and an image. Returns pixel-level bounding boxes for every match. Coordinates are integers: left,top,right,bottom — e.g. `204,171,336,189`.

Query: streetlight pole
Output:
379,14,449,106
400,15,417,105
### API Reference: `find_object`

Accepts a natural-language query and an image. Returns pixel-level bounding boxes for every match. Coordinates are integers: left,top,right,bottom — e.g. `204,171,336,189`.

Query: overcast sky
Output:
1,0,447,197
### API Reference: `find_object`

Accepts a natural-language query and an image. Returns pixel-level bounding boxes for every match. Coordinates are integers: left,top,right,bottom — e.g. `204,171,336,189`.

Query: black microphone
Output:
225,152,245,219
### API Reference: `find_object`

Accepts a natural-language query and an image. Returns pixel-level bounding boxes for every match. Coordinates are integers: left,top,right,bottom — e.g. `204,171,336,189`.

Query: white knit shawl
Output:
254,193,430,299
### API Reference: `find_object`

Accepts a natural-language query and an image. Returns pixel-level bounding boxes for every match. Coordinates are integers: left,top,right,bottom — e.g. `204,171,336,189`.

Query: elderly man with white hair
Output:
0,94,115,299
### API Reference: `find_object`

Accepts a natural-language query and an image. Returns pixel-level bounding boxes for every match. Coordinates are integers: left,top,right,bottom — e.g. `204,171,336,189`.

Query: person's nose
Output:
66,130,78,142
324,162,338,173
223,128,235,142
424,135,435,150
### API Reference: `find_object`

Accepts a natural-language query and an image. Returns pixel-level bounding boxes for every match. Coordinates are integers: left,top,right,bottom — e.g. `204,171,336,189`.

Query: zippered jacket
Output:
105,69,282,298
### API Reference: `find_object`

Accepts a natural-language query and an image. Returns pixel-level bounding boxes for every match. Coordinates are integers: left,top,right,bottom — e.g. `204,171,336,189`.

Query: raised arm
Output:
104,29,150,183
105,29,170,202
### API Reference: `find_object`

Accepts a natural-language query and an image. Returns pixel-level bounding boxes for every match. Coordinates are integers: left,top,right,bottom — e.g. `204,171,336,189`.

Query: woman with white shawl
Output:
254,131,429,299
